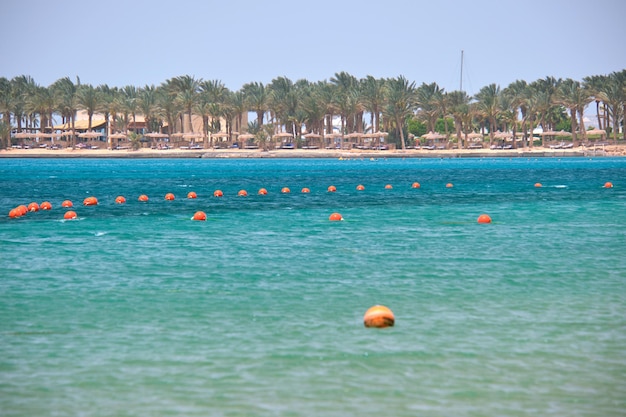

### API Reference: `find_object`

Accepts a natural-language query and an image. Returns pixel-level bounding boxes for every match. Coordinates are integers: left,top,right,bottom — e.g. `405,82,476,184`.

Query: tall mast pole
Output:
460,50,464,92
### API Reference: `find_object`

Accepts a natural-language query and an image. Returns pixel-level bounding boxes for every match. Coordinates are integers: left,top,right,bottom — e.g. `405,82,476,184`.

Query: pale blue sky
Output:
2,0,625,97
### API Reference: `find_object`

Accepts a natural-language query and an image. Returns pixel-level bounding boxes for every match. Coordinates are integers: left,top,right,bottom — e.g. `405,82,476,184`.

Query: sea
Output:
1,156,625,417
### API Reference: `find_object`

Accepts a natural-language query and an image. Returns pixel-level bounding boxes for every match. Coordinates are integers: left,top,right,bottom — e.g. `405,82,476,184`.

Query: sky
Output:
2,0,625,99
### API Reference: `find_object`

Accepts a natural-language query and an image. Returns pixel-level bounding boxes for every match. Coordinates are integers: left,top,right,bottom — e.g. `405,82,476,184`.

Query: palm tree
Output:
200,79,229,135
76,84,101,131
10,75,36,133
315,80,337,138
503,80,529,148
360,76,387,133
230,90,247,137
170,75,200,133
0,120,10,149
242,81,268,128
474,83,501,146
383,75,416,150
596,71,625,143
157,82,181,137
25,84,55,134
583,74,609,131
299,82,326,136
0,77,11,148
138,85,159,134
96,84,119,148
118,85,139,133
446,90,471,148
415,82,444,133
331,72,360,136
556,78,592,146
51,77,79,148
268,76,296,134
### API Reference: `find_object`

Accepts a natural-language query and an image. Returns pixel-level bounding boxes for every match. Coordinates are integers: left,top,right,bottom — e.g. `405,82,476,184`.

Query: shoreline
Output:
1,145,624,159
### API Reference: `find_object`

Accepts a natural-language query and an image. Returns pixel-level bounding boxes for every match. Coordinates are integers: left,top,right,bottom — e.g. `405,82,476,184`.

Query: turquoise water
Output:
1,157,625,417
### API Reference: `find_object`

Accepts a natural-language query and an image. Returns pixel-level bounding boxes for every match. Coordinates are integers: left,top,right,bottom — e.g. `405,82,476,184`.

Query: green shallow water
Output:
1,157,625,416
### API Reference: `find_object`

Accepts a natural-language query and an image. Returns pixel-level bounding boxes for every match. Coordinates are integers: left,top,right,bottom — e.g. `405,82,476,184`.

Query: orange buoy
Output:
40,201,52,210
8,208,20,218
477,214,492,224
165,193,175,201
192,211,207,221
604,182,614,188
446,183,454,188
258,188,268,195
27,202,39,212
301,187,310,193
385,184,393,189
327,185,337,192
238,189,248,197
16,205,28,216
411,182,421,189
281,187,291,194
63,210,77,220
138,194,149,202
83,196,98,206
356,184,365,191
534,183,543,188
363,305,395,328
115,196,126,204
61,200,73,208
329,212,343,221
213,190,223,197
187,191,197,199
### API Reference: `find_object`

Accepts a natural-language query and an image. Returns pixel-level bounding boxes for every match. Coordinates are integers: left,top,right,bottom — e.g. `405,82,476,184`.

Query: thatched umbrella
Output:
493,131,513,139
324,132,342,148
77,131,104,149
273,132,294,148
422,131,445,140
303,133,321,148
585,129,606,138
109,133,127,149
78,131,102,138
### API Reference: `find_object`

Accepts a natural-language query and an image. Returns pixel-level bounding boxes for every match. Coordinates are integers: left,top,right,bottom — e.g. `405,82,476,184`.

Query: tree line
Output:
0,70,624,150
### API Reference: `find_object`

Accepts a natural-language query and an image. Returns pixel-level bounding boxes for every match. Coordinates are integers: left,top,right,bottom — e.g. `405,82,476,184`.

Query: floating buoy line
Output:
5,181,615,221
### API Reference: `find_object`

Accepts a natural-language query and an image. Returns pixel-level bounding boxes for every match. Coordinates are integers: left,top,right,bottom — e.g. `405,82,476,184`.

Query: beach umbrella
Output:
303,133,321,139
183,132,203,139
494,131,513,139
13,132,35,139
212,132,229,138
421,131,446,140
466,132,483,141
585,129,606,137
238,134,256,140
144,132,168,138
78,131,104,138
273,132,293,138
556,130,571,137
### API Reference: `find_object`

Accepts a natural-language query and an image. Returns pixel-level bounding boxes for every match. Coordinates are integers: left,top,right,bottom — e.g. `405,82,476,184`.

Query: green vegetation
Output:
0,70,624,150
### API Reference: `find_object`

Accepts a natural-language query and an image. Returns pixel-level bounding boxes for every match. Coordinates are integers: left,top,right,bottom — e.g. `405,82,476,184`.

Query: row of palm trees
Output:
0,70,624,150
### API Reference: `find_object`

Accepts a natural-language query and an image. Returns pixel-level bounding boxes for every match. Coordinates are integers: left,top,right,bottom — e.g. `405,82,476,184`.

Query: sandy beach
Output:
2,144,624,159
